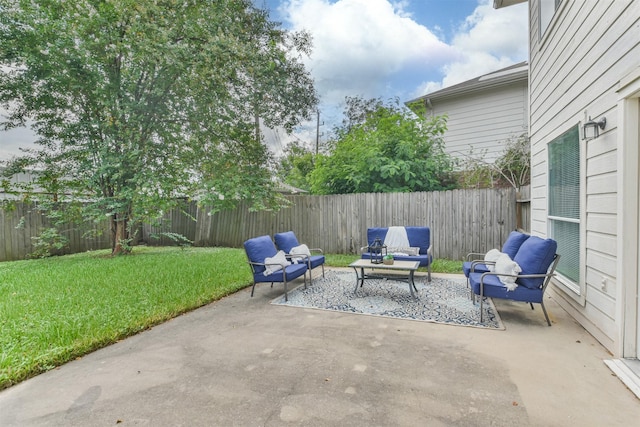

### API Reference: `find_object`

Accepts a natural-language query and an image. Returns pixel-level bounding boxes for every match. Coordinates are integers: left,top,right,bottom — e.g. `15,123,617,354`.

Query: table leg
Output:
409,270,418,298
353,267,365,292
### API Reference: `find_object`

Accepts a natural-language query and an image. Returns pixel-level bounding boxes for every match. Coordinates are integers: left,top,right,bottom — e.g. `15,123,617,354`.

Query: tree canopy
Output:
309,97,455,194
0,0,318,253
276,140,315,192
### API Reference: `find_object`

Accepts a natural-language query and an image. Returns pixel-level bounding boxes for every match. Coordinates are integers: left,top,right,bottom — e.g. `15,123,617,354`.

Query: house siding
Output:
529,0,639,352
428,80,528,163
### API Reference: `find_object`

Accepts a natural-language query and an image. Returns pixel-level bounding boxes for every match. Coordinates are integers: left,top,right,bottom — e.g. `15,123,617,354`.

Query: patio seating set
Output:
244,226,560,326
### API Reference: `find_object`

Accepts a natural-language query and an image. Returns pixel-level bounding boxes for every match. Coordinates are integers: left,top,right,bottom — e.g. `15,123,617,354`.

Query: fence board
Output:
194,188,518,261
1,187,521,262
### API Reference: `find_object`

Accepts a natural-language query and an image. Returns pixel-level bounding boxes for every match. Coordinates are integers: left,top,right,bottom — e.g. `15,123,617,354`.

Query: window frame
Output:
547,123,585,302
538,0,564,42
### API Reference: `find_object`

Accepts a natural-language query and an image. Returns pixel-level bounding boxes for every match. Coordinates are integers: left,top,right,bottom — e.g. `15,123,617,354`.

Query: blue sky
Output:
258,0,528,152
1,0,528,158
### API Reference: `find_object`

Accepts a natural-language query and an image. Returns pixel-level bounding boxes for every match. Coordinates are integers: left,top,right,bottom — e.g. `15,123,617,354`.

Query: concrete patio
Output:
1,270,639,426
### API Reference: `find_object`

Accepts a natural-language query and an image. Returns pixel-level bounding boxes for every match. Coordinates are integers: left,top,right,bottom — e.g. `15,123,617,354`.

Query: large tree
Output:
0,0,317,254
276,140,315,192
309,97,455,194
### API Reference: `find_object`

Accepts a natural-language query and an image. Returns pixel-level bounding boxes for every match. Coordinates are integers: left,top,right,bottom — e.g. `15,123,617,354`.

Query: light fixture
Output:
583,116,606,141
367,236,387,264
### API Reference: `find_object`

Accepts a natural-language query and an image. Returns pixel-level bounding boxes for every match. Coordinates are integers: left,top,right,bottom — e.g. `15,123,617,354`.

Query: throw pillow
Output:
495,253,522,291
263,250,291,276
290,244,311,263
484,248,503,272
389,247,420,256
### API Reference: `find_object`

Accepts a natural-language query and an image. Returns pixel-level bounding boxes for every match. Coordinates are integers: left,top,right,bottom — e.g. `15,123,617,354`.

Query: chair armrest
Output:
247,260,267,267
470,259,495,272
478,271,556,283
285,253,307,259
466,252,486,261
309,248,323,254
285,254,310,264
248,260,291,269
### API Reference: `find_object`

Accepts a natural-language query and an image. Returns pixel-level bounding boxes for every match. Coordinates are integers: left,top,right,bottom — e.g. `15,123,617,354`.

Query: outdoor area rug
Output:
271,270,504,330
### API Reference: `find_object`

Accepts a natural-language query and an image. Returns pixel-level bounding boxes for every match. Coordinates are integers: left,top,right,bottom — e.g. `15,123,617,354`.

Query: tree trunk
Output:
111,216,130,255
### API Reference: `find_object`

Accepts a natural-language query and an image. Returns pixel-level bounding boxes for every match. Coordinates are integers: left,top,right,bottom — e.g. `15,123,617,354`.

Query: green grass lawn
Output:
0,246,462,390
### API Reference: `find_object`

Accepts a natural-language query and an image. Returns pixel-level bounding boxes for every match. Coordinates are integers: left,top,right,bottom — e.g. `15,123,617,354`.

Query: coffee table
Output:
349,259,421,298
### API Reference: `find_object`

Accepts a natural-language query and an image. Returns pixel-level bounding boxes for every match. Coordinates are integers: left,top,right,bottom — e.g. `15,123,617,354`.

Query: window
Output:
539,0,562,37
548,125,580,285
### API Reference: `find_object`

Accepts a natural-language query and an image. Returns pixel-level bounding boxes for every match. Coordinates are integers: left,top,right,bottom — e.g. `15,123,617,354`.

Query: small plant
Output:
456,132,530,190
29,227,69,258
152,232,193,249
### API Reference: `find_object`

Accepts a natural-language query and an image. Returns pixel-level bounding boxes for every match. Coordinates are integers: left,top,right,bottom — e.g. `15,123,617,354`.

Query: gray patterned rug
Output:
271,270,504,330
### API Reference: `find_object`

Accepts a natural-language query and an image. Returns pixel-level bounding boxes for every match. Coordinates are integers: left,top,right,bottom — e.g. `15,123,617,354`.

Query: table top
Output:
349,259,420,271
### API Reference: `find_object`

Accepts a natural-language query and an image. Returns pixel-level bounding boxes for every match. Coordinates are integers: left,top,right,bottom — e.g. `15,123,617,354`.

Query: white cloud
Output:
409,80,442,100
280,0,456,104
415,0,528,94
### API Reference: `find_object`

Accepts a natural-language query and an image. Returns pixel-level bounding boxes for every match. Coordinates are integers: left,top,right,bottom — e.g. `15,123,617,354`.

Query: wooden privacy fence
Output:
194,188,518,261
0,202,111,262
516,185,531,233
0,187,520,262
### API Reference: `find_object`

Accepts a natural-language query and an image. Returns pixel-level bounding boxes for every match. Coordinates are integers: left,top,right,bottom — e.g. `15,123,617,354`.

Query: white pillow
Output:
290,244,311,256
289,244,311,263
389,247,420,256
484,248,503,272
263,250,291,276
494,253,522,291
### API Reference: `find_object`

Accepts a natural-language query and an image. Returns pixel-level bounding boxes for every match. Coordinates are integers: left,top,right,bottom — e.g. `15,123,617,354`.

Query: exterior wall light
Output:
583,116,606,141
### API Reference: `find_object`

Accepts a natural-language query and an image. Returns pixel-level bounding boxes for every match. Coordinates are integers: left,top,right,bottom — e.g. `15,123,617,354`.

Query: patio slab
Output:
1,270,639,426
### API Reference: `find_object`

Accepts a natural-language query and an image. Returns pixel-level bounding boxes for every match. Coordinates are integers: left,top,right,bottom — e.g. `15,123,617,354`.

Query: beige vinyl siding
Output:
429,81,528,163
529,0,639,351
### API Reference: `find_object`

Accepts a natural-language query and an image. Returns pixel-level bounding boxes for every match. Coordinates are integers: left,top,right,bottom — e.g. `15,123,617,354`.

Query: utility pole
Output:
316,109,320,155
315,109,323,155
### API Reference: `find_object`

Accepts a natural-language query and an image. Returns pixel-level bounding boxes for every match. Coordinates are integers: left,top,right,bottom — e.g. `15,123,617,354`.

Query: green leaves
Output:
309,97,455,194
1,0,317,253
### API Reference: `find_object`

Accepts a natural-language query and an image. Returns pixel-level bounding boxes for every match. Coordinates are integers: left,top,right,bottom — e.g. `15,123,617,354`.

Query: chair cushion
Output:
244,235,278,275
469,272,544,304
501,231,530,259
513,236,558,289
254,263,307,283
366,228,389,246
274,231,300,254
364,227,432,266
405,227,431,255
463,261,489,277
308,255,325,270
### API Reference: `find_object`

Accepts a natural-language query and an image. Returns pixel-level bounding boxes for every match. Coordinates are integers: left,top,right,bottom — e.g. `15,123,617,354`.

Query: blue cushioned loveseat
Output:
468,235,559,326
361,226,433,281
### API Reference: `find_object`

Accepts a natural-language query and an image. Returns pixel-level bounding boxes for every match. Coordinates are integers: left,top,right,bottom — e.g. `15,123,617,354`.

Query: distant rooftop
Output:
406,61,528,106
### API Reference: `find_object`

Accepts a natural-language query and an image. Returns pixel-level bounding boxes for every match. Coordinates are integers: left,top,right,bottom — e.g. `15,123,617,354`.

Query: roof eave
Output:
493,0,527,9
406,66,528,106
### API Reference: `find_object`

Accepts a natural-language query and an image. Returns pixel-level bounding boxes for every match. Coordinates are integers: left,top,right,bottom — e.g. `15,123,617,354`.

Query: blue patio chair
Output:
469,236,559,326
244,235,307,301
274,231,325,282
463,230,531,279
